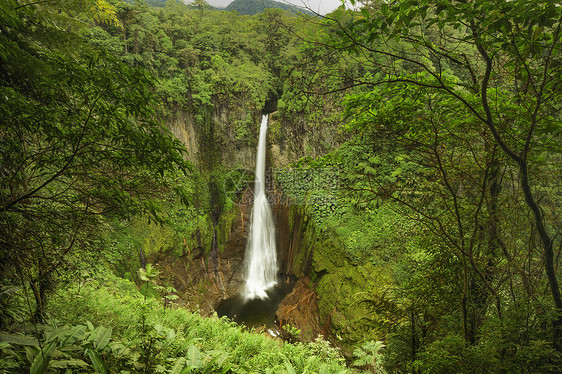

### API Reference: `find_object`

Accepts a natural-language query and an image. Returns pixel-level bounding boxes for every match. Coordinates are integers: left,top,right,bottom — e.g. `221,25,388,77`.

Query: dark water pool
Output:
216,284,292,328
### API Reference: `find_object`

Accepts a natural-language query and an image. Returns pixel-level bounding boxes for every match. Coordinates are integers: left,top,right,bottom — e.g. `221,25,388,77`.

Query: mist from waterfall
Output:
243,114,277,300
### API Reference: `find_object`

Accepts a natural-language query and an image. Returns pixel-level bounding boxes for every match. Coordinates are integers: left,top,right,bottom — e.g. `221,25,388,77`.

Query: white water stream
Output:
243,114,277,300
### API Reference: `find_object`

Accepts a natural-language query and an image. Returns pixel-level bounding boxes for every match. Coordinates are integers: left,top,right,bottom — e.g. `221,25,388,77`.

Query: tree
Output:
326,0,562,352
0,0,190,322
191,0,209,14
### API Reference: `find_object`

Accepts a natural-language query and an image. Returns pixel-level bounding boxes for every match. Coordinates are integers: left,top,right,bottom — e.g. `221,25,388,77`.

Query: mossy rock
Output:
136,220,180,256
316,263,393,347
311,230,348,274
217,208,238,253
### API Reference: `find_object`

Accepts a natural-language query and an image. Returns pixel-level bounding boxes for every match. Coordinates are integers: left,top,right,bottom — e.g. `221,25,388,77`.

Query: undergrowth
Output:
0,270,351,373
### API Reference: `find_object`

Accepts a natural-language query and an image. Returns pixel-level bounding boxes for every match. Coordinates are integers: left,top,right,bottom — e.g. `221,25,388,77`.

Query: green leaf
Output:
208,349,229,366
25,346,40,365
61,325,86,346
154,324,164,335
167,328,176,340
284,361,296,374
30,341,55,374
85,347,109,374
381,3,389,14
0,332,38,346
93,326,112,351
0,285,21,296
138,267,149,282
169,357,186,374
186,345,202,368
49,358,89,368
533,26,544,40
219,364,235,374
420,6,427,19
46,328,70,343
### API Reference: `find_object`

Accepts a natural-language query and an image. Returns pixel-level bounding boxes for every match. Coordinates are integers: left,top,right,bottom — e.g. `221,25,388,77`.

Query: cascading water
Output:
215,114,290,328
243,114,277,300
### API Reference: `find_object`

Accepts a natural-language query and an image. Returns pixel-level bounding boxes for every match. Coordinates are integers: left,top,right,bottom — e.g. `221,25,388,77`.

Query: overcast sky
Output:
206,0,345,15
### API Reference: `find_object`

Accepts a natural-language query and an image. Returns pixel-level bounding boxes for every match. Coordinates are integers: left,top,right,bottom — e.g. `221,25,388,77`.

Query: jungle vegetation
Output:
1,0,561,373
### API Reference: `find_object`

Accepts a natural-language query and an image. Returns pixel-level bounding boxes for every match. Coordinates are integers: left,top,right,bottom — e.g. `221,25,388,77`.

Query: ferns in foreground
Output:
0,272,350,373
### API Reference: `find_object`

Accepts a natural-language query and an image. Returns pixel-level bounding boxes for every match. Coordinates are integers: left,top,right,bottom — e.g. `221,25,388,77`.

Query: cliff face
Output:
166,103,345,171
166,106,256,169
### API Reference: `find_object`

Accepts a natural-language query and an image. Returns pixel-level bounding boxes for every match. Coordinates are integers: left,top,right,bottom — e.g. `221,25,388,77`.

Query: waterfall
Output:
243,114,277,300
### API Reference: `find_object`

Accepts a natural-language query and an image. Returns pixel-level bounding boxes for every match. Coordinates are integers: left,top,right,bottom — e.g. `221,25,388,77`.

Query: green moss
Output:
268,115,282,143
282,204,397,347
217,207,238,254
288,208,314,277
133,218,180,256
316,263,392,347
282,206,345,277
311,230,349,274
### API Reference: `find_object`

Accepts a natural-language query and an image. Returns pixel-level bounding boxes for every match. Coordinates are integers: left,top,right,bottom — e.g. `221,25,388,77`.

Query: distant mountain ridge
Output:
225,0,312,15
125,0,311,15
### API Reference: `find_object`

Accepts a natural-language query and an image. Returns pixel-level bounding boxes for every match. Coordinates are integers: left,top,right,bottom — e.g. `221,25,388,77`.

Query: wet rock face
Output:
155,239,246,316
275,278,323,342
153,192,253,316
160,191,332,345
166,105,345,172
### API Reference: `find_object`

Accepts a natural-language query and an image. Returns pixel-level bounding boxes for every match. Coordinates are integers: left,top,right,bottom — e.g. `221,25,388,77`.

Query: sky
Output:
206,0,345,15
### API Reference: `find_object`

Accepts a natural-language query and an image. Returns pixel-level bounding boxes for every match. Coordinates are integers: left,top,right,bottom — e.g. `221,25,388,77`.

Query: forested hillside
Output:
1,0,561,373
226,0,312,15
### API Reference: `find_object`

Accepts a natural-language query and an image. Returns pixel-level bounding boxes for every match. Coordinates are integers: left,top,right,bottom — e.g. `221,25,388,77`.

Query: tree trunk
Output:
30,277,48,324
518,159,562,349
410,309,418,374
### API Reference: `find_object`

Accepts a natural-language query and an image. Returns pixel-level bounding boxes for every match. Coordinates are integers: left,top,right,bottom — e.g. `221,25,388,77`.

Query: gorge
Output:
2,1,561,372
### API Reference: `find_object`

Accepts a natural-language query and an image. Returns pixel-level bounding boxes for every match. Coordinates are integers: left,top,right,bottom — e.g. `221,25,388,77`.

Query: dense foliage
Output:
1,0,561,373
0,0,191,324
1,270,349,373
275,0,562,372
0,1,348,372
